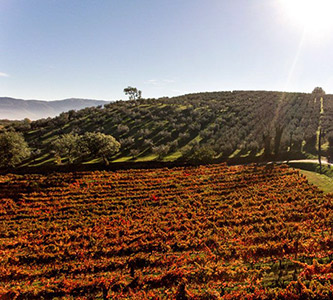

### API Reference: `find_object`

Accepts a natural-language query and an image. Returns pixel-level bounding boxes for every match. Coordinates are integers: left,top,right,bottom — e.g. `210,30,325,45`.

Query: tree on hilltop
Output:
124,86,142,100
312,87,325,96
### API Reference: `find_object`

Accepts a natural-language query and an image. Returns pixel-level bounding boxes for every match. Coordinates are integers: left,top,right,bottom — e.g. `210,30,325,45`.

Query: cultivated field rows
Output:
0,164,332,299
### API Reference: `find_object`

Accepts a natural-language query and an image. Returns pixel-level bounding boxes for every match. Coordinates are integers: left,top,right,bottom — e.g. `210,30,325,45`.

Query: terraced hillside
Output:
3,90,330,166
0,164,332,299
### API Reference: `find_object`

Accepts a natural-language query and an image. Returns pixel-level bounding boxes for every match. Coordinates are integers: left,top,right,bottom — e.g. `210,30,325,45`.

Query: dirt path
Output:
274,158,333,166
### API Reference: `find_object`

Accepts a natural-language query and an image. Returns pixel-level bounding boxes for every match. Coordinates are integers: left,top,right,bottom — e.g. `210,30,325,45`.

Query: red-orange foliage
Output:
0,164,332,299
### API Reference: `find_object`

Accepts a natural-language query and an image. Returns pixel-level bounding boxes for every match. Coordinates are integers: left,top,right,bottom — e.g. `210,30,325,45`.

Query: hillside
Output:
2,90,333,167
0,164,332,298
0,97,110,120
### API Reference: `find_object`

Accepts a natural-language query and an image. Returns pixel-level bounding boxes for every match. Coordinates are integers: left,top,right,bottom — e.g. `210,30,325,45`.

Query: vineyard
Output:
0,164,332,299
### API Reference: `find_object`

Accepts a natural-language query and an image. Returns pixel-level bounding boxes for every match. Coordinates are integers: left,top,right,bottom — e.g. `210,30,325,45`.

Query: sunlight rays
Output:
284,29,306,92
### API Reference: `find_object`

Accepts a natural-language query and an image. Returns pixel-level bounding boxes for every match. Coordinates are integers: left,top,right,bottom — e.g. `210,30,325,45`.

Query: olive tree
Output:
0,131,30,168
81,132,120,165
51,133,80,164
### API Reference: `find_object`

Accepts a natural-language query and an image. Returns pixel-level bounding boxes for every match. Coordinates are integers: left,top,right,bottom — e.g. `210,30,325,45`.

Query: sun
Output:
280,0,333,36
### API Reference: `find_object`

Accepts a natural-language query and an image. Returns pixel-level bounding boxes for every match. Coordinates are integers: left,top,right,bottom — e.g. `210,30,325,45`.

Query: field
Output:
0,164,332,299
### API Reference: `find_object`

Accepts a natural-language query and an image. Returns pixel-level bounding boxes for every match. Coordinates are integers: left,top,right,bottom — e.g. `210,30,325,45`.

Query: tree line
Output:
0,131,120,168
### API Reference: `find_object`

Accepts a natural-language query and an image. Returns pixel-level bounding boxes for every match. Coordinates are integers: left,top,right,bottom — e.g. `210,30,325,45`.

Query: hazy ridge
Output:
0,97,110,120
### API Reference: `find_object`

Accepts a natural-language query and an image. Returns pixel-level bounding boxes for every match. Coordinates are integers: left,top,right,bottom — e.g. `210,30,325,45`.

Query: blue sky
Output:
1,0,333,100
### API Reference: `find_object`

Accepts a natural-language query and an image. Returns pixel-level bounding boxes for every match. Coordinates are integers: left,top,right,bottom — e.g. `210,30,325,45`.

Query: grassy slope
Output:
288,162,333,193
298,169,333,194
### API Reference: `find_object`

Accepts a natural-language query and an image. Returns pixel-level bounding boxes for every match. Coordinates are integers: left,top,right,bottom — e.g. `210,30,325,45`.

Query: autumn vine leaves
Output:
0,164,332,299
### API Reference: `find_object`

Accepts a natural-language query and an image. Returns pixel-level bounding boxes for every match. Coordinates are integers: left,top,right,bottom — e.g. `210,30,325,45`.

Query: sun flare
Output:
280,0,333,36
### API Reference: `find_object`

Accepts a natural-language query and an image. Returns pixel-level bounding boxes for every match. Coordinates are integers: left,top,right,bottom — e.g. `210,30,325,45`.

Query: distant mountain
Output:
0,97,110,120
